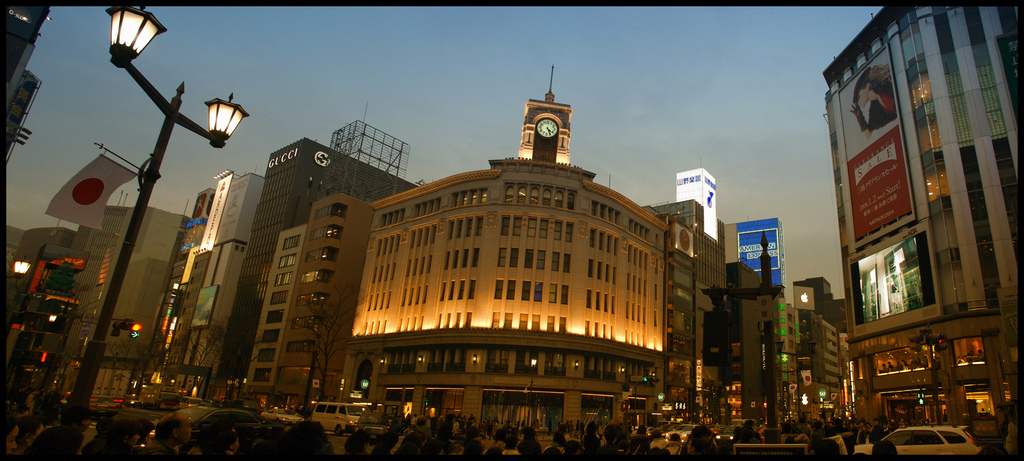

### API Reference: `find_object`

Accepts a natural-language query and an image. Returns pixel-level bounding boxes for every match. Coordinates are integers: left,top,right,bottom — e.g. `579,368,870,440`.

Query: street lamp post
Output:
68,6,248,407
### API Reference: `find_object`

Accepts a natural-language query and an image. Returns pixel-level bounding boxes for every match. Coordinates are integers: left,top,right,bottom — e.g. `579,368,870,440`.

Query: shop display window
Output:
874,347,929,375
954,337,986,365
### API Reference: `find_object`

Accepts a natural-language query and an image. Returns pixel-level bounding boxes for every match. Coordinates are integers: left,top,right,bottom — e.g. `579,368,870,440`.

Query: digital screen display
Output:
851,232,935,324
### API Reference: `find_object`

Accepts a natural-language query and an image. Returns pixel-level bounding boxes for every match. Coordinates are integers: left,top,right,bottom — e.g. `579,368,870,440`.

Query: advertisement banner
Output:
840,47,913,239
192,285,219,328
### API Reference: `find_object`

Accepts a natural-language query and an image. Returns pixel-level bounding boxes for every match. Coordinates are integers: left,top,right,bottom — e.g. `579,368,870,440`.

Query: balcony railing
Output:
514,364,539,375
445,362,466,372
485,363,509,373
544,366,566,376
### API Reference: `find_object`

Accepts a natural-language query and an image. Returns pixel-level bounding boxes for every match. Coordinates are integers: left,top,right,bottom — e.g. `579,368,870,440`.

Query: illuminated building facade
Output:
824,6,1017,424
341,93,669,428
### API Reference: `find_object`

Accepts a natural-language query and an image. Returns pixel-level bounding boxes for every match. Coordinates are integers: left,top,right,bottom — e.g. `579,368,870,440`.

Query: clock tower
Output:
518,68,572,164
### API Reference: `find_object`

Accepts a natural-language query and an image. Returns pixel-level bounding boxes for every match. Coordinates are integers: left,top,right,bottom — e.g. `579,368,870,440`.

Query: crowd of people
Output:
5,395,1018,455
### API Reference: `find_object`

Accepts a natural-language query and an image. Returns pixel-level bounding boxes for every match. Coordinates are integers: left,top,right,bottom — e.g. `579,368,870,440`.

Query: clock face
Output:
314,151,331,167
536,119,558,137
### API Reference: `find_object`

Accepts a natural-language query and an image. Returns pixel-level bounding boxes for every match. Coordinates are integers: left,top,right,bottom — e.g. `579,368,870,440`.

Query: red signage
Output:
848,125,913,239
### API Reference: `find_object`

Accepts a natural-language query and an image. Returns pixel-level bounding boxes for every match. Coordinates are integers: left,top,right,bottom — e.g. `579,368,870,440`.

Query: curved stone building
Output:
342,93,669,428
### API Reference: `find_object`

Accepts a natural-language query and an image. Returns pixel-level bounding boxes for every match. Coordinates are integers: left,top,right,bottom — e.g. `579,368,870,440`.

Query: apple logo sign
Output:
801,293,809,303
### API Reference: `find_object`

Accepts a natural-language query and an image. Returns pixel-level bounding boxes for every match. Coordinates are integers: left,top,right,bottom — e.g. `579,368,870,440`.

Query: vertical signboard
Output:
200,175,233,252
676,168,717,241
840,47,913,240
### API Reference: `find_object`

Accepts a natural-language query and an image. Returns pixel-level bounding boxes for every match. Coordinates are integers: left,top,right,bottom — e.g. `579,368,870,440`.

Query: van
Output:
181,397,205,407
309,402,367,435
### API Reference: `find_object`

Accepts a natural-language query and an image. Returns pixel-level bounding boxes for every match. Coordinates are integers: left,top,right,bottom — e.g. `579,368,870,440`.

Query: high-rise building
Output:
823,6,1017,423
340,91,669,428
220,139,338,396
221,135,417,397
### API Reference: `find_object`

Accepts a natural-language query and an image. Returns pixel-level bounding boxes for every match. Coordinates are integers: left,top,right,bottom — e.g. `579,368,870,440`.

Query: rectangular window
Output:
274,272,293,286
510,248,519,267
468,280,476,299
282,235,300,249
257,349,276,362
505,313,513,329
278,254,296,268
253,368,271,382
566,223,573,242
260,329,280,343
539,220,548,239
266,310,284,323
492,313,501,328
551,252,560,271
561,285,569,304
534,282,543,302
498,248,507,267
528,218,537,237
522,280,531,301
506,280,517,300
549,284,558,303
536,250,545,270
513,217,522,236
563,254,571,272
520,314,529,330
501,217,510,236
524,249,534,269
494,280,504,299
269,291,288,305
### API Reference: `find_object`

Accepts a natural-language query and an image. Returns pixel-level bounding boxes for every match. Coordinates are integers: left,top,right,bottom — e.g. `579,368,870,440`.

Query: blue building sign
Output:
736,218,786,286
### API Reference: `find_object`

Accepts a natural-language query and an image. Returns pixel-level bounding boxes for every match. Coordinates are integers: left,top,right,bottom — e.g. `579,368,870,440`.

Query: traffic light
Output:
909,333,924,351
621,401,628,412
933,334,948,352
111,319,138,337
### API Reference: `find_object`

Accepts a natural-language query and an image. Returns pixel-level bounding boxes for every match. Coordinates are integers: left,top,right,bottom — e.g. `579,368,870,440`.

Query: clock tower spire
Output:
518,67,572,164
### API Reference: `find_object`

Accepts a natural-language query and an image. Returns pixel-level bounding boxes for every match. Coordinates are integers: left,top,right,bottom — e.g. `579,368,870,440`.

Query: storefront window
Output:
874,347,930,375
954,337,986,365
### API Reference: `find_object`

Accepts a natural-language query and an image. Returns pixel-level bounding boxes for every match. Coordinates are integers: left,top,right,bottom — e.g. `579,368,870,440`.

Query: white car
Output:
664,424,699,443
852,425,980,455
261,408,304,424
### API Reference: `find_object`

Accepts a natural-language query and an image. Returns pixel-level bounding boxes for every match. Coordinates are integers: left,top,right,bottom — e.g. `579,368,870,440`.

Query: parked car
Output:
355,412,389,440
261,408,304,425
88,395,121,417
852,425,981,455
177,406,286,454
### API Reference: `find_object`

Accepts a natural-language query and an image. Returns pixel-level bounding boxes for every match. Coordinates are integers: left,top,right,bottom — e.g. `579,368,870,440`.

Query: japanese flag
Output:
45,155,137,229
801,370,812,386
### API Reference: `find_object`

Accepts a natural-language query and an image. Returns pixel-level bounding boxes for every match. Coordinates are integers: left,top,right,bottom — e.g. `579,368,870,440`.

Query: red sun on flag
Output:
72,178,105,205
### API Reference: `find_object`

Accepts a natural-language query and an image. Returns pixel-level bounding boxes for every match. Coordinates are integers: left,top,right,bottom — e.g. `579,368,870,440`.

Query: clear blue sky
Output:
7,6,881,299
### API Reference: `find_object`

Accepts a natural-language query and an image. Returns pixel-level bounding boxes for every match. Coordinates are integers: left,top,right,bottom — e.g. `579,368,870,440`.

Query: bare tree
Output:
297,284,358,403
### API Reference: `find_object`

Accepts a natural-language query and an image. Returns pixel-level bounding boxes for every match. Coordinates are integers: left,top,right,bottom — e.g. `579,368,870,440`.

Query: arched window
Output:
567,193,575,210
554,191,564,208
505,186,515,203
517,187,527,204
530,188,540,205
542,189,552,206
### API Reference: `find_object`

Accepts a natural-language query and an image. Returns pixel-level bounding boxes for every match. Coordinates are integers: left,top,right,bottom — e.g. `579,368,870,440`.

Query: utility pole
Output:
703,232,783,442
